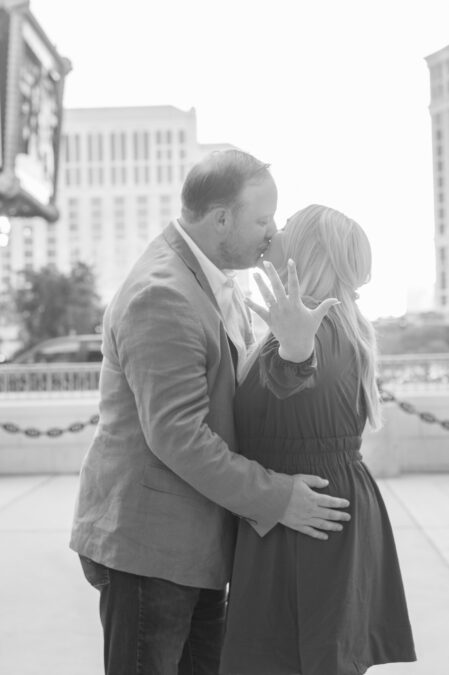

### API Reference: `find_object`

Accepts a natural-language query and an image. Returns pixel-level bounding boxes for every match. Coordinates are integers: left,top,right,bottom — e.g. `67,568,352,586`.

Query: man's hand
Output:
280,474,351,540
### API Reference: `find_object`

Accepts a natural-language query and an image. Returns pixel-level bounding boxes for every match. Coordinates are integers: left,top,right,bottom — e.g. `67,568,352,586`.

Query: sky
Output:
30,0,449,319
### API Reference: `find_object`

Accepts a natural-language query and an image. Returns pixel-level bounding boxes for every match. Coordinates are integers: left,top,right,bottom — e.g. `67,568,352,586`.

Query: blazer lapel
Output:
163,222,220,313
163,222,241,379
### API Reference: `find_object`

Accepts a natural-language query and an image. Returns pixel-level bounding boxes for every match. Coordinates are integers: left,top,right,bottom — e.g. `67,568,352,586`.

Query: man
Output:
70,149,350,675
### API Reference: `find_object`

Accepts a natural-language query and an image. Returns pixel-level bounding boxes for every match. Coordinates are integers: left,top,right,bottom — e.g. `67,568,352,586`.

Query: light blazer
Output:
70,223,293,589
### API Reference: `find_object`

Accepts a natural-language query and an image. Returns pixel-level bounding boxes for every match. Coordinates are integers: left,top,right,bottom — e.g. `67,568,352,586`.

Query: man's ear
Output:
210,207,232,235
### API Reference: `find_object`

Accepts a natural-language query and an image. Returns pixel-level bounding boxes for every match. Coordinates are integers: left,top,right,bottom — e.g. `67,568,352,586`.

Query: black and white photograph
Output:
0,1,448,673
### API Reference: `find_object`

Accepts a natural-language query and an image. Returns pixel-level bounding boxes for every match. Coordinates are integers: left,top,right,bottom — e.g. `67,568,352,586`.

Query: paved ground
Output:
0,473,448,675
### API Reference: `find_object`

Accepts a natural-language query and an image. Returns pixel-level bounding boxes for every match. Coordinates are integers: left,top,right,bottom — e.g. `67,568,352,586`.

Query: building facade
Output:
426,45,449,317
0,105,232,303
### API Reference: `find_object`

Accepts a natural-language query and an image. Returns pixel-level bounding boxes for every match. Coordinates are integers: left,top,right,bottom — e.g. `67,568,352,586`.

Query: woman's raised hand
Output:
245,259,340,363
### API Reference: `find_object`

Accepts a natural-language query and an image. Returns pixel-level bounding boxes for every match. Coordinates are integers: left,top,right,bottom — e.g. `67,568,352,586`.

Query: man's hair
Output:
181,149,271,223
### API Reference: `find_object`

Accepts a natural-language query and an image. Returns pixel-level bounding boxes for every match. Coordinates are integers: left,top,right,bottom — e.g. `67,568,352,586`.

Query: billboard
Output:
0,1,70,221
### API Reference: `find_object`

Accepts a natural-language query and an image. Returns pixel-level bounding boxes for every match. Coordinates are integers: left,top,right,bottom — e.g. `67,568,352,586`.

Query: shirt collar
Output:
173,220,235,297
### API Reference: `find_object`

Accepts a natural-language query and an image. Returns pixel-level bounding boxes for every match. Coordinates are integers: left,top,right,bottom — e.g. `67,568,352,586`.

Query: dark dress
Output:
220,315,416,675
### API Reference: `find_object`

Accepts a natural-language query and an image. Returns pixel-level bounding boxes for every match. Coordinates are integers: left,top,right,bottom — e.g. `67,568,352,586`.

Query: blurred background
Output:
0,1,448,674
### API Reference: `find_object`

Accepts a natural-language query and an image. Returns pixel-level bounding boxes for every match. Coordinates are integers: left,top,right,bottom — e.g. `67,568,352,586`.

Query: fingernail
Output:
288,258,295,265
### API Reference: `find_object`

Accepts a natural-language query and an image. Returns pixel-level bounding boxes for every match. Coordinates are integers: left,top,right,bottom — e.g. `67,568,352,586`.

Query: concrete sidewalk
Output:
0,473,448,675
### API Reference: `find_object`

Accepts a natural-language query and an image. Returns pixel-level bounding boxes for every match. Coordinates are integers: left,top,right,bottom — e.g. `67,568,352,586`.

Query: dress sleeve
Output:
259,334,318,399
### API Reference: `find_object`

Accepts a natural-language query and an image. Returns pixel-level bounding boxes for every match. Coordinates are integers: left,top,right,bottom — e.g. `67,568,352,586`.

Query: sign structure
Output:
0,0,70,221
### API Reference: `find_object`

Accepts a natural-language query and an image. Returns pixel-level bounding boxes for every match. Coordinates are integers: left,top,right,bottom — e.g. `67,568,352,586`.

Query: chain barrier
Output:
0,387,448,438
378,384,449,432
0,414,99,438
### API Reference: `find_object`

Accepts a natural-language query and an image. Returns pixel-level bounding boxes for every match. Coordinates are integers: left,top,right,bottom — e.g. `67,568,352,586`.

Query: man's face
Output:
219,175,278,269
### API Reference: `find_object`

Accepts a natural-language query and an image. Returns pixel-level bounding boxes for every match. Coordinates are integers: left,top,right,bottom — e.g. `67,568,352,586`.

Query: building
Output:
426,45,449,318
0,105,233,303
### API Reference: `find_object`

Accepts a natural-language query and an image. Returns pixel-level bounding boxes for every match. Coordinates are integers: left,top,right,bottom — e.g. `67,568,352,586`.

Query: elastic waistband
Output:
239,436,363,474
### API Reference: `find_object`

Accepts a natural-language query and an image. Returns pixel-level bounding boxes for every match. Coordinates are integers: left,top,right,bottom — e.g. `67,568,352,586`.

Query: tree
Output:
375,317,449,354
66,262,104,335
13,262,104,347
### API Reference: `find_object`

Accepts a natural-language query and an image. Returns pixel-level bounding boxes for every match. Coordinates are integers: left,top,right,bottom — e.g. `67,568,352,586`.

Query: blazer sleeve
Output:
115,284,293,537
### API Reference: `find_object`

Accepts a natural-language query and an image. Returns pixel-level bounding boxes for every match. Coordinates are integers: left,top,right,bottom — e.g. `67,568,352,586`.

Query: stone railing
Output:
0,363,101,398
0,354,448,397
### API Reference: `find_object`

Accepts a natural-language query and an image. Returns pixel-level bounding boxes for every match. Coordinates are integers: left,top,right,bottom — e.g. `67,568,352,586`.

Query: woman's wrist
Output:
278,342,314,364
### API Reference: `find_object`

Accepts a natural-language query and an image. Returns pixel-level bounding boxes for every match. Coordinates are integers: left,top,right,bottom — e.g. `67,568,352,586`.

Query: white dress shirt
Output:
174,220,254,378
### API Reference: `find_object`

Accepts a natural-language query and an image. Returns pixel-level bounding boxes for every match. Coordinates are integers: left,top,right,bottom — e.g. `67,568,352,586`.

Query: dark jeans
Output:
79,556,227,675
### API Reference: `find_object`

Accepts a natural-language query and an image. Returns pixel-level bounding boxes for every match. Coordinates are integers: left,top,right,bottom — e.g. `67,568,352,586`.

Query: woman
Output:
219,205,416,675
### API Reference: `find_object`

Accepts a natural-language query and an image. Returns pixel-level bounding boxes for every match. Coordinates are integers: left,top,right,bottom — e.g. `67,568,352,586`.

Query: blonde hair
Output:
280,204,381,429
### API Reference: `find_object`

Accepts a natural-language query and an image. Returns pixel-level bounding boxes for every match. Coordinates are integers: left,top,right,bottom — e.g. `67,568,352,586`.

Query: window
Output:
441,271,446,290
143,132,150,159
110,134,116,161
166,130,172,143
98,135,103,162
63,134,69,163
179,130,186,143
156,131,162,144
75,135,80,162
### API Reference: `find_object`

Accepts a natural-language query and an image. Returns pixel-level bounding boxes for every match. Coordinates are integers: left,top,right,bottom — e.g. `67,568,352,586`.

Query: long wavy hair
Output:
280,204,381,429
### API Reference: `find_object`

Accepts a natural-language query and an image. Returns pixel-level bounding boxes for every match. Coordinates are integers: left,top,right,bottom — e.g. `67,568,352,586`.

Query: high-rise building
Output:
0,105,232,302
426,45,449,317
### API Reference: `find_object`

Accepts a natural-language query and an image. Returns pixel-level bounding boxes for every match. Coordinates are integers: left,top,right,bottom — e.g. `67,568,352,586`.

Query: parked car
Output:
8,334,103,364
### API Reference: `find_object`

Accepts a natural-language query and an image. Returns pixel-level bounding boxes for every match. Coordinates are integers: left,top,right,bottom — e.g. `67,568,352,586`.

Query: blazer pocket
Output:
141,463,203,500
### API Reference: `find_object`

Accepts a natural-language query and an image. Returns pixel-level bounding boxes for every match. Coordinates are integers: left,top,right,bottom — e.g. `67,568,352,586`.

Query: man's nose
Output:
267,220,277,239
